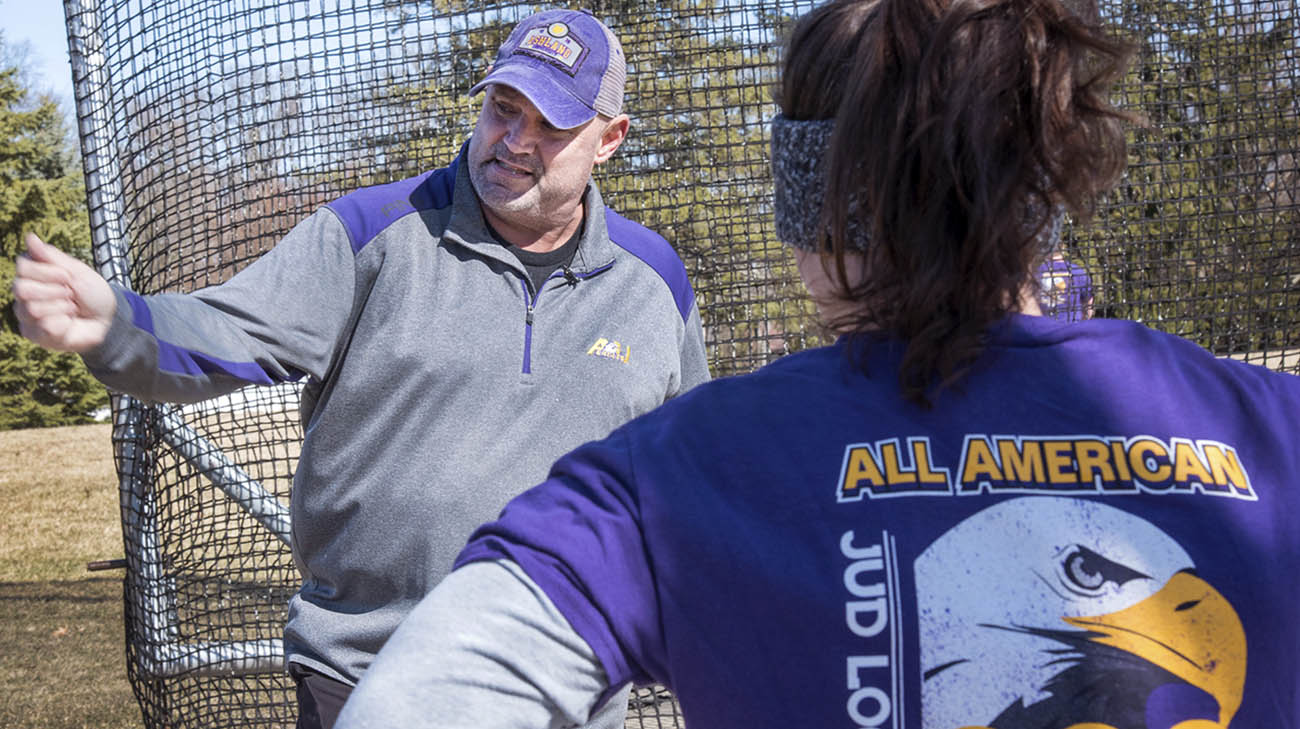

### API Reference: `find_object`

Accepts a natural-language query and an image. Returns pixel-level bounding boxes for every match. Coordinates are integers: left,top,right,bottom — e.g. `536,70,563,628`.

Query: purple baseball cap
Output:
469,9,626,130
1038,256,1094,322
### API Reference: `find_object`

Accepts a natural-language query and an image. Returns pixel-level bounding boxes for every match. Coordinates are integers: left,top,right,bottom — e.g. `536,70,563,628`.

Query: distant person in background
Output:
1038,249,1095,321
11,8,709,729
333,0,1300,727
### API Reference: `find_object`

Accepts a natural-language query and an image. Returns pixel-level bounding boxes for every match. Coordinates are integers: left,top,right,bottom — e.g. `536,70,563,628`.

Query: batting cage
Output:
62,0,1297,727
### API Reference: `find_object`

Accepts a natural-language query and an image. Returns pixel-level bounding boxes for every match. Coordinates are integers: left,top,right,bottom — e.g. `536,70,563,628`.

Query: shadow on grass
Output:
0,576,141,729
0,586,120,604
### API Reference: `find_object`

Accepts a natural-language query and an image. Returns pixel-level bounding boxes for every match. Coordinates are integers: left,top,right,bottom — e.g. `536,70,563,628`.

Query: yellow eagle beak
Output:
1063,571,1246,728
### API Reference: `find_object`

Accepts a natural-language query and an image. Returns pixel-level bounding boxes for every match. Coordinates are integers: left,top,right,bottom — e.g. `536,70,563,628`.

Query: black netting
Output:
64,0,1298,727
1081,0,1300,363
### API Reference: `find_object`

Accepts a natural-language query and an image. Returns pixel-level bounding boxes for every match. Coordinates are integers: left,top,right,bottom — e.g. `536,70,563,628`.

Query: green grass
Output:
0,423,141,729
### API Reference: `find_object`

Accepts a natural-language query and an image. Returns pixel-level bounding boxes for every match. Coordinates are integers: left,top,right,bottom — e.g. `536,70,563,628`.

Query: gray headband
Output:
770,114,1065,255
771,115,854,252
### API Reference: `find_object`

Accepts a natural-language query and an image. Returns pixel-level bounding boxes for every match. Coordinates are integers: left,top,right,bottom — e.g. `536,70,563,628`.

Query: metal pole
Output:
64,0,287,680
158,409,292,545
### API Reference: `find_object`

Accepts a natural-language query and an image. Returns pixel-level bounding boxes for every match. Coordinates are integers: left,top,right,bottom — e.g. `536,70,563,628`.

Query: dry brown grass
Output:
0,424,123,582
0,423,140,728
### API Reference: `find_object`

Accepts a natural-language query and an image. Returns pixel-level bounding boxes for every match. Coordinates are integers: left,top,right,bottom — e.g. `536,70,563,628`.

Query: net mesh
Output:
63,0,1298,727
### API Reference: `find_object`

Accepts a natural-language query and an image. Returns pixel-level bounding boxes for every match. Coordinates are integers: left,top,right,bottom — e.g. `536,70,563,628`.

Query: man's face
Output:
467,84,625,236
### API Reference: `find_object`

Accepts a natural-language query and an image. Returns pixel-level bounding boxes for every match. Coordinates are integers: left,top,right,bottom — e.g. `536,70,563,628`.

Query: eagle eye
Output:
1058,545,1150,596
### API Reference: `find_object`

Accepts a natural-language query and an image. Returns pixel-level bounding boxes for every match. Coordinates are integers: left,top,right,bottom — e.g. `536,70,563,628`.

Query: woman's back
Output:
468,317,1300,727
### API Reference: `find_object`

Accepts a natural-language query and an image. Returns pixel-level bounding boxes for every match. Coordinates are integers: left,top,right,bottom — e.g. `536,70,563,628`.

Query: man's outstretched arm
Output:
14,208,358,404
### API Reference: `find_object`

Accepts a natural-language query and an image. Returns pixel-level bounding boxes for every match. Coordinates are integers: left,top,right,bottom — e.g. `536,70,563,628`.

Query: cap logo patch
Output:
515,23,588,74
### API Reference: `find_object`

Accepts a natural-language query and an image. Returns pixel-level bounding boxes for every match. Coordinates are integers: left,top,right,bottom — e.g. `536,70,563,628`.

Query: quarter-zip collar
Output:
440,143,619,277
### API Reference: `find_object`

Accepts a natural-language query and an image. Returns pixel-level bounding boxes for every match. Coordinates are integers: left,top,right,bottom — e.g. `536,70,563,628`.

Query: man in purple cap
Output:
465,8,635,260
12,8,708,729
1038,251,1095,322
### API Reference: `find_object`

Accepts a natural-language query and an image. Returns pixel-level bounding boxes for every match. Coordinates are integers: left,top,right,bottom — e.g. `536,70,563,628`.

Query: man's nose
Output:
503,117,541,152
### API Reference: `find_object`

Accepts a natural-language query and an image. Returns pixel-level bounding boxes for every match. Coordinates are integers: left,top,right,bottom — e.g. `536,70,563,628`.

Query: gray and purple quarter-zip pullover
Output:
82,151,711,685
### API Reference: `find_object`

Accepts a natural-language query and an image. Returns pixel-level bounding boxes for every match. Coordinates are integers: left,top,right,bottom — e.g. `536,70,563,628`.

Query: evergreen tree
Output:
0,35,108,429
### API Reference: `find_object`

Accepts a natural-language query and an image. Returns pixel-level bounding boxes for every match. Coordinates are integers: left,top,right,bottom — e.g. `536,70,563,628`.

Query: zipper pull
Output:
526,306,534,326
563,266,578,286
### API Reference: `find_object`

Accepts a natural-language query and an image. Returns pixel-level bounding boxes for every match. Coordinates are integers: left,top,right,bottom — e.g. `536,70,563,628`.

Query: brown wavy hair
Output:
777,0,1138,405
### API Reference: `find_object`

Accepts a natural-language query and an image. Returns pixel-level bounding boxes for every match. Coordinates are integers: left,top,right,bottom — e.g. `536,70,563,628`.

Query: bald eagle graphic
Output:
915,497,1245,729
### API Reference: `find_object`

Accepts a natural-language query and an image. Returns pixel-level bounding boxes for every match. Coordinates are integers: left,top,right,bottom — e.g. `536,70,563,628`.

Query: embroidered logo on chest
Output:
586,337,630,364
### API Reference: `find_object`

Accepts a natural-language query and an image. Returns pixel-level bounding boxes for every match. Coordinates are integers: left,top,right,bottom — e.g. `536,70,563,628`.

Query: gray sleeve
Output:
80,209,357,404
335,560,618,729
676,303,712,395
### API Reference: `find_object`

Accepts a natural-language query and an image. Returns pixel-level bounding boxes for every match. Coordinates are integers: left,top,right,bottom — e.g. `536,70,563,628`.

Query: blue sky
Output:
1,0,76,110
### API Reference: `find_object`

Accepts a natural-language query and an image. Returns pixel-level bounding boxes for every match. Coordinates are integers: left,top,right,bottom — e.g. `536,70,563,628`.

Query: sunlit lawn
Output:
0,423,140,729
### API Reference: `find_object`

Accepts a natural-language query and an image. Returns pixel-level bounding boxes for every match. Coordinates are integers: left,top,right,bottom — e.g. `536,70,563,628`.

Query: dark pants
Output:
292,665,354,729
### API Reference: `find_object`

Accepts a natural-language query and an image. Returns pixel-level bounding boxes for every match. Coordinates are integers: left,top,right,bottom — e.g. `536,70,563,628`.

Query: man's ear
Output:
593,114,630,164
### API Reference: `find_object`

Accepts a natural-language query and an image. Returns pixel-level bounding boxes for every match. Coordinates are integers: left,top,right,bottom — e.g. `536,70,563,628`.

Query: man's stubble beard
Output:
469,156,548,226
468,136,593,233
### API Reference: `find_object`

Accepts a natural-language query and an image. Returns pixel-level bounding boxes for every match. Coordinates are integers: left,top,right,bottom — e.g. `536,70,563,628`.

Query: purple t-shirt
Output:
458,315,1300,728
1039,257,1093,321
